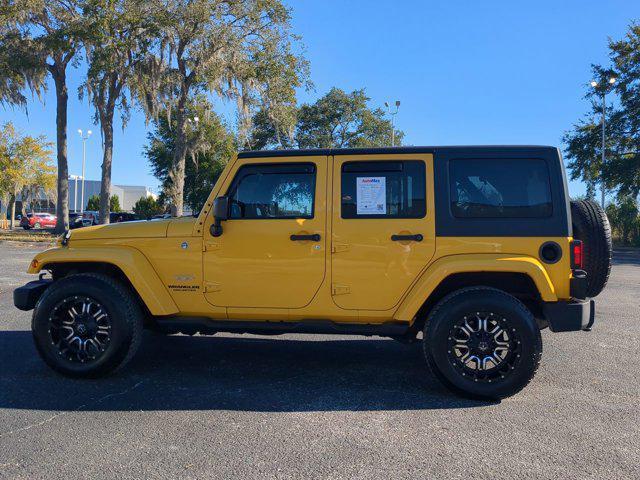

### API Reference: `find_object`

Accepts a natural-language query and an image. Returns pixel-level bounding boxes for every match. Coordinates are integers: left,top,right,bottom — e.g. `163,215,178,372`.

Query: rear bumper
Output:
543,298,595,332
13,279,52,311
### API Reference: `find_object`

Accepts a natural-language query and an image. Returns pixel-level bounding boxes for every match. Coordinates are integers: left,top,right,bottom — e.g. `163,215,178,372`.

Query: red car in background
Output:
20,213,57,229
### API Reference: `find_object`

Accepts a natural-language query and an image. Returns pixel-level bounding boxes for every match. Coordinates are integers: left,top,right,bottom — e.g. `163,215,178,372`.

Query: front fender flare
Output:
393,254,557,322
28,246,179,316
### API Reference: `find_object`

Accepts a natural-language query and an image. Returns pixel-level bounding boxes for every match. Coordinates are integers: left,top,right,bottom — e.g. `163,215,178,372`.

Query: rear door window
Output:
449,159,552,218
341,160,426,218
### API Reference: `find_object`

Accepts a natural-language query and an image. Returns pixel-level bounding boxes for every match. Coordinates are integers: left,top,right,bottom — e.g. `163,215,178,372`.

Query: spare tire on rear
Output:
570,199,612,297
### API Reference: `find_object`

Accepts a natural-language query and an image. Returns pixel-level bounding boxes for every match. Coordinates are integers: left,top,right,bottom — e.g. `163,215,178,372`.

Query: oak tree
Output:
81,0,155,224
250,88,404,150
134,0,308,216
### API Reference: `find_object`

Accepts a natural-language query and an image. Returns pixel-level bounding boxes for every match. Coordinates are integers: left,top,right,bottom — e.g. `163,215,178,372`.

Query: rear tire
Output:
423,287,542,400
34,222,41,229
570,199,612,297
32,273,143,378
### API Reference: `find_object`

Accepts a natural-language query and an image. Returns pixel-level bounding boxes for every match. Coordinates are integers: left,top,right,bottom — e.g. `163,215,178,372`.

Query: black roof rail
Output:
237,145,558,159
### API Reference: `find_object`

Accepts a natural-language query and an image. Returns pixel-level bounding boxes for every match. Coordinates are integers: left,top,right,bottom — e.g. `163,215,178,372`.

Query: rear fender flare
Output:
393,254,557,322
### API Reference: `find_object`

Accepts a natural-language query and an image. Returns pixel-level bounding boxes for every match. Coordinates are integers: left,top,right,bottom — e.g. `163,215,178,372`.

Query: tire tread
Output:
77,273,143,373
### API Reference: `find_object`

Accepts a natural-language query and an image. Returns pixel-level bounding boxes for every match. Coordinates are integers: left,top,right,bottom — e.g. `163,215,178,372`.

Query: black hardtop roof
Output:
237,145,558,159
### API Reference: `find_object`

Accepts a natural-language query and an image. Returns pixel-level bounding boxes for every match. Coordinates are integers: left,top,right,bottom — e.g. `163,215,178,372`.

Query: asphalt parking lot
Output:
0,241,639,479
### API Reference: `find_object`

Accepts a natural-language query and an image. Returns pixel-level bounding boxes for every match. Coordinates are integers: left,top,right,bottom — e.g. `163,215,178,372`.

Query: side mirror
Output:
210,196,229,237
213,196,229,221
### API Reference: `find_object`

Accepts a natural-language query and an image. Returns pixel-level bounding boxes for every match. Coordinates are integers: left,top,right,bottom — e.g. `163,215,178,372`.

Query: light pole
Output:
77,129,92,213
590,77,616,208
385,100,401,147
69,174,82,212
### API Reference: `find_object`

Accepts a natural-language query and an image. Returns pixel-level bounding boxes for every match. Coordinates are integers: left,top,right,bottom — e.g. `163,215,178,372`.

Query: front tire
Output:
423,287,542,400
32,273,143,378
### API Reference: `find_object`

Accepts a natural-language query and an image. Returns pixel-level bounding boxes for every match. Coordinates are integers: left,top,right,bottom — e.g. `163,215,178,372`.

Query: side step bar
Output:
153,317,411,338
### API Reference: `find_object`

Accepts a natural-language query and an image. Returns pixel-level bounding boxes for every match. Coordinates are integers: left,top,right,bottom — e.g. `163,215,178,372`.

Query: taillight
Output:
571,240,583,269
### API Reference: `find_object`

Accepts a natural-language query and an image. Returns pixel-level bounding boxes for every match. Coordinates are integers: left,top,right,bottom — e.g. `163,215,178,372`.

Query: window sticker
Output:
356,177,386,215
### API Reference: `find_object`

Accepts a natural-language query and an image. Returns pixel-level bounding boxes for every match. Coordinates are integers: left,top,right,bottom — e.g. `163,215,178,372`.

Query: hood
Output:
69,218,173,241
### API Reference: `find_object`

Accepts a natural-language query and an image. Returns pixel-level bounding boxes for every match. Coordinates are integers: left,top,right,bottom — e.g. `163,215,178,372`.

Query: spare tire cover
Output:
570,199,612,297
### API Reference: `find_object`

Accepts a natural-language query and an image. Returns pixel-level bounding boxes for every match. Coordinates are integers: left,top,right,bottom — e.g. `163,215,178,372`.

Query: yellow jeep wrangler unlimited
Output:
14,146,612,399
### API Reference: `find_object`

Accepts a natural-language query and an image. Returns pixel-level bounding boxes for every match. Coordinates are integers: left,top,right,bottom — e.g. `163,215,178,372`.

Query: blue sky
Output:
1,0,638,197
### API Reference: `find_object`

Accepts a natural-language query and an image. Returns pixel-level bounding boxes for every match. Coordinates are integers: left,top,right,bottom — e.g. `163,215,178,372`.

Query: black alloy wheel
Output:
423,287,542,400
48,296,112,364
447,311,521,383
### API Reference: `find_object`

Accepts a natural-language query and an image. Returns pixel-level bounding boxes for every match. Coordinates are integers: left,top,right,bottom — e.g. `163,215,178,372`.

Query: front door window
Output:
228,163,316,219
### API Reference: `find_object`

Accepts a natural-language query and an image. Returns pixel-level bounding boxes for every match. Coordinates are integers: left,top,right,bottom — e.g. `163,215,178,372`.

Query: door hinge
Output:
204,281,221,293
203,242,220,252
331,284,350,295
331,243,349,253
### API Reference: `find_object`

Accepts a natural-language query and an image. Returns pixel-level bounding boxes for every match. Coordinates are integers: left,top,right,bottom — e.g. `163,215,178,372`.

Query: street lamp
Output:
590,76,617,208
385,100,401,147
69,174,83,212
77,129,92,213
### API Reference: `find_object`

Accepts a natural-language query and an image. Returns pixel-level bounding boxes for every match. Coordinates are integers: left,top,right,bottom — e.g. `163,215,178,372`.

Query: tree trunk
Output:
99,112,114,224
168,144,186,217
27,187,34,214
169,95,188,217
9,194,16,230
236,84,252,149
53,67,70,233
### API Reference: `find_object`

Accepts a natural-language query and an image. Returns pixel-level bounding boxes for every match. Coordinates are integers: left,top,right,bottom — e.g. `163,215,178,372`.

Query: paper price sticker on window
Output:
356,177,386,215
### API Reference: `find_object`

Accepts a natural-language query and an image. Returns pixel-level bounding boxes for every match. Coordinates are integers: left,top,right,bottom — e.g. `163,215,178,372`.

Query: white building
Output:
114,184,156,212
68,177,155,212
